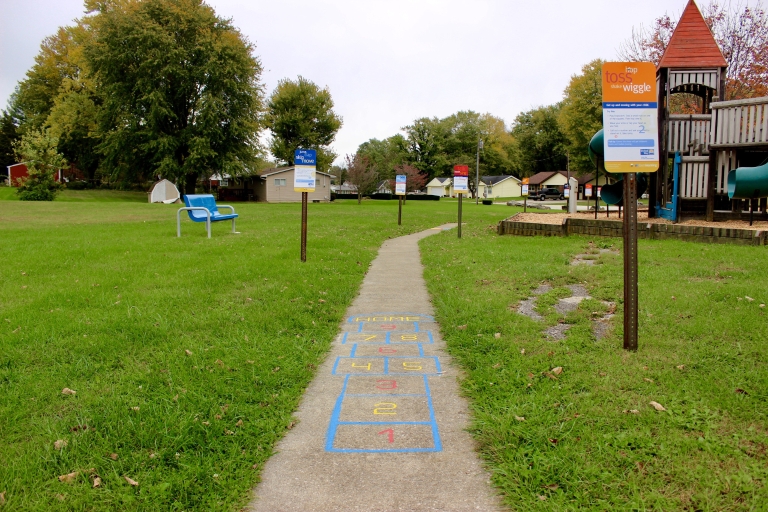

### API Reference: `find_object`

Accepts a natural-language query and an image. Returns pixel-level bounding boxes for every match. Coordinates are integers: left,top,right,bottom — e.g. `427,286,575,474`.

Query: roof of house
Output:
481,175,521,186
427,177,451,185
657,0,727,70
259,166,335,179
527,171,567,185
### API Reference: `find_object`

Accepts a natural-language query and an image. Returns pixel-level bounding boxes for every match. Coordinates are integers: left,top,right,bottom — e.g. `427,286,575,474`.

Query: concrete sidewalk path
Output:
248,225,502,512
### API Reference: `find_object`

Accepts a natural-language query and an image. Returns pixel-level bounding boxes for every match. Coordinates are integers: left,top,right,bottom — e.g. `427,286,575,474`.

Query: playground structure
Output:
593,1,768,223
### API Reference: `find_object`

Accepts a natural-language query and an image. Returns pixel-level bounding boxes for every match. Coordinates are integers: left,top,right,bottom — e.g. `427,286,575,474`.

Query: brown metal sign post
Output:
602,62,660,351
301,192,308,262
454,165,469,238
294,149,317,263
622,174,639,350
395,174,406,225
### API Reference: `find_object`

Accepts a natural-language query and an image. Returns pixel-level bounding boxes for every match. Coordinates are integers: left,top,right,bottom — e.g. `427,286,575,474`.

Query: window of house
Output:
275,178,286,186
221,179,229,187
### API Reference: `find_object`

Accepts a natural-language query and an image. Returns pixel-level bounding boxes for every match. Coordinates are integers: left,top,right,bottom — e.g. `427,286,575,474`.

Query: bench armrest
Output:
217,204,235,214
177,207,212,238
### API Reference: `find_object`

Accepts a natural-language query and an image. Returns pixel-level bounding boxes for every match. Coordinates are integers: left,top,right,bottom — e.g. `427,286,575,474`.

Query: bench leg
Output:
177,211,182,237
207,218,211,239
232,218,236,233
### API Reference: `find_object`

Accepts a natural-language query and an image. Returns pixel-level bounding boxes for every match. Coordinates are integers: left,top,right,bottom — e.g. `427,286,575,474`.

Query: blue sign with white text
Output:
295,149,317,166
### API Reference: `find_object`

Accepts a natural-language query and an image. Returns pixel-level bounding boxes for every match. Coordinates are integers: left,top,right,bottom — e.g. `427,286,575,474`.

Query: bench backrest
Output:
183,194,219,220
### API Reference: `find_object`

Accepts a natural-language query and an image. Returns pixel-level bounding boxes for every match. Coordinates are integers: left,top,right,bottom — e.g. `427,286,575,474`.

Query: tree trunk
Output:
184,172,198,196
357,191,362,204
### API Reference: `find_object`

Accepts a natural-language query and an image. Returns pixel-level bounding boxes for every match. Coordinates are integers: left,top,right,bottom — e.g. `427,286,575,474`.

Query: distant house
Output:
376,180,392,194
478,175,522,198
527,171,568,194
217,166,334,203
426,177,451,197
7,162,63,187
331,181,358,194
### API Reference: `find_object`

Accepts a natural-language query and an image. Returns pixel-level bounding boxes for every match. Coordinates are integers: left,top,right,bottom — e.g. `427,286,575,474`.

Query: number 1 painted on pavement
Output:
378,428,394,443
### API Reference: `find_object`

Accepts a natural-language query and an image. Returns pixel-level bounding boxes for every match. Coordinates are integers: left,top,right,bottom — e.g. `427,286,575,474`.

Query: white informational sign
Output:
602,62,659,173
585,184,593,197
395,175,406,196
564,185,570,199
521,184,529,196
294,149,317,192
453,176,468,193
597,187,602,198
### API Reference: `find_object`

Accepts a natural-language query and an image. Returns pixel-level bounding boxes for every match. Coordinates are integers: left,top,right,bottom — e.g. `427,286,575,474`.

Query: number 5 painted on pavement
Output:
402,362,422,371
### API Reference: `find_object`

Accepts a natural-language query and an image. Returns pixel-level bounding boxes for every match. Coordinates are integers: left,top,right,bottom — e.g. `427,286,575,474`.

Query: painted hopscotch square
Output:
344,375,427,396
339,331,433,345
330,424,439,452
338,396,432,423
331,356,441,375
351,344,423,358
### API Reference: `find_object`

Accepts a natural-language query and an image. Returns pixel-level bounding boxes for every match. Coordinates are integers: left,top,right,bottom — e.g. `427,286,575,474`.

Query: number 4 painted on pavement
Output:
378,428,394,443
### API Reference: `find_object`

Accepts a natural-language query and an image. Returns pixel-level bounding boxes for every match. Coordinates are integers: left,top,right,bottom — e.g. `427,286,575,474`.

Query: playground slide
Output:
587,129,647,206
727,162,768,199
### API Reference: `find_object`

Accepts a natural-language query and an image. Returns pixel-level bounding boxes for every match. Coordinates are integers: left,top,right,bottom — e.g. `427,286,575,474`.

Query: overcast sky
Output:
1,0,714,163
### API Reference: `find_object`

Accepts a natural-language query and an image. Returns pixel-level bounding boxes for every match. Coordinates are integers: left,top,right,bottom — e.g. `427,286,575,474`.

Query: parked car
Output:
537,187,564,200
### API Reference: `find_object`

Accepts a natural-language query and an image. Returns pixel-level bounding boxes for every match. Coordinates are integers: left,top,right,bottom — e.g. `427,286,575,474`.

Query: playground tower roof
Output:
657,0,727,70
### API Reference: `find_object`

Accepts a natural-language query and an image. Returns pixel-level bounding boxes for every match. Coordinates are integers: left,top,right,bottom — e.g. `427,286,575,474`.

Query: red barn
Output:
7,163,62,187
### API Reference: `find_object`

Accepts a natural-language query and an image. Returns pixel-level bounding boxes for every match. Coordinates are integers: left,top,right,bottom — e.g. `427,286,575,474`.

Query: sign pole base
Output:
623,174,638,351
458,195,462,238
301,192,308,262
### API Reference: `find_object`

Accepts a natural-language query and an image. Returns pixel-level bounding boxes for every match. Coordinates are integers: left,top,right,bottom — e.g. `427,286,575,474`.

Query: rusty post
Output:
524,196,527,213
458,194,462,238
301,191,308,262
398,196,402,225
623,173,638,351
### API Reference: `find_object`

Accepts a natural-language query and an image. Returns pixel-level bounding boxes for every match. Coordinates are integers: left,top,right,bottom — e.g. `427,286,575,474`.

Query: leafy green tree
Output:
509,104,568,176
558,59,604,173
13,129,66,200
356,135,409,181
86,0,264,193
0,110,20,173
402,117,448,181
265,76,342,173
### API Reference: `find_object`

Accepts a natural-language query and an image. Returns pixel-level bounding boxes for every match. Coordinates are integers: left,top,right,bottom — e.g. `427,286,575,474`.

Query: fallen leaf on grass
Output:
272,367,280,373
599,372,607,376
649,401,666,411
0,491,5,505
542,484,559,490
172,394,178,402
55,494,65,501
58,471,78,483
760,304,765,308
185,350,193,356
215,414,222,420
61,388,76,396
623,409,640,414
224,430,235,436
236,419,244,427
131,407,140,412
676,365,685,370
54,440,68,450
543,372,557,380
492,363,501,369
202,421,210,426
92,477,102,488
643,378,654,383
520,349,525,355
548,438,558,444
215,359,225,368
735,388,748,395
123,476,138,487
538,495,547,501
109,453,118,460
456,325,467,330
745,296,754,302
287,421,296,430
494,332,501,339
551,366,563,375
514,416,525,422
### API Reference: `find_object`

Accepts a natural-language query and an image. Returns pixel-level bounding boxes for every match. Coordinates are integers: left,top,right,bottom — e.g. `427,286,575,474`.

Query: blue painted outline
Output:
325,373,443,453
349,344,357,357
340,332,433,345
331,356,441,376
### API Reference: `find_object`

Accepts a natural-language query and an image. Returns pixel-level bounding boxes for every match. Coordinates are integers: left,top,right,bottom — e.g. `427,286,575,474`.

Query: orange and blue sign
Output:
602,62,659,173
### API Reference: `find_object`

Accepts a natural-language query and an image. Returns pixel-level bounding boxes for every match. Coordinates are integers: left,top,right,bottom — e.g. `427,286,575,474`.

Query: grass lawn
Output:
0,193,511,511
420,220,768,510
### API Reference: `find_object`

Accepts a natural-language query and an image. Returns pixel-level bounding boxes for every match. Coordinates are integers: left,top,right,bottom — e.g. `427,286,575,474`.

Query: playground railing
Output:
710,97,768,148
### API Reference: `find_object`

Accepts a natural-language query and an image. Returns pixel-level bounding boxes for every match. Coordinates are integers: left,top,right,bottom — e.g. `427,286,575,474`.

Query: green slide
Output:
588,129,646,206
728,161,768,199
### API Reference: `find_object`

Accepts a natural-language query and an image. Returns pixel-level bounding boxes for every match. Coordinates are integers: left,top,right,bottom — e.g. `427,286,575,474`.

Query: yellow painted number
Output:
402,362,422,371
363,335,378,341
399,335,418,341
373,402,397,415
351,362,372,370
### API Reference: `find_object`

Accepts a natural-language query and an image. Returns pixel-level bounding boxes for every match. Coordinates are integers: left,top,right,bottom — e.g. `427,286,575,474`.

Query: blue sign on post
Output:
294,149,317,192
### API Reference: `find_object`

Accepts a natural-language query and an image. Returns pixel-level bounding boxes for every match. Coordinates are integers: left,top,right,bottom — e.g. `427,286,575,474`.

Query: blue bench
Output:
177,194,238,238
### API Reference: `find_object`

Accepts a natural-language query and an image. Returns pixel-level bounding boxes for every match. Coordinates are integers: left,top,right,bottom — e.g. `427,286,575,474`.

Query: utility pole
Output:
475,138,483,205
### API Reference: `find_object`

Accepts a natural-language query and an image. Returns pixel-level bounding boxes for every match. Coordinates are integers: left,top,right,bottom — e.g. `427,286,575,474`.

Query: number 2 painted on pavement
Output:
373,403,397,415
378,428,394,443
